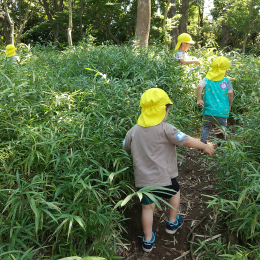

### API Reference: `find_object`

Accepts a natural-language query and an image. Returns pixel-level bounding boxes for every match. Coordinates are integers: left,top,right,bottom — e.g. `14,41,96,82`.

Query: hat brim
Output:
175,42,181,51
206,57,231,81
206,69,227,81
137,105,166,127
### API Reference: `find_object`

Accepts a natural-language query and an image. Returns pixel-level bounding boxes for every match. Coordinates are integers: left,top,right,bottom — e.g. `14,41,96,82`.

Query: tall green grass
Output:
0,41,259,259
192,52,260,258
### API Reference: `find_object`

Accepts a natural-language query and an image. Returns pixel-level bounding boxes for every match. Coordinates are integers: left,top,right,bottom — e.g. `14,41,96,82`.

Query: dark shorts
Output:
137,178,180,205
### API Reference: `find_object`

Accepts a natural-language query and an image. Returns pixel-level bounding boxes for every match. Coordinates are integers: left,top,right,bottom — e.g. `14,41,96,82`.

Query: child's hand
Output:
203,144,214,156
197,100,204,107
194,60,200,65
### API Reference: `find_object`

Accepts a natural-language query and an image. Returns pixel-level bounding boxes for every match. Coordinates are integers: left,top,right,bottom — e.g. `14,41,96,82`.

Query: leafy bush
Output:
0,43,259,259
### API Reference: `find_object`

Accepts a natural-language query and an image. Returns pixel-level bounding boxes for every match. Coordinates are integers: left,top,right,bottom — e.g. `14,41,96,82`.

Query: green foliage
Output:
0,43,259,259
58,257,106,260
193,236,260,259
211,0,260,52
0,42,200,259
195,51,260,257
1,0,260,54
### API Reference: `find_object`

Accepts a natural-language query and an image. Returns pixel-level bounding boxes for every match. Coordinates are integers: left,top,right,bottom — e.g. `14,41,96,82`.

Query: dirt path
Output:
120,148,220,260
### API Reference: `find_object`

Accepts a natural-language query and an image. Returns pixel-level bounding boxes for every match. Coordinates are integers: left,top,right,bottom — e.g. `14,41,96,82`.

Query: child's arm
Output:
197,84,204,106
228,90,234,111
183,137,214,156
123,129,133,154
179,59,200,65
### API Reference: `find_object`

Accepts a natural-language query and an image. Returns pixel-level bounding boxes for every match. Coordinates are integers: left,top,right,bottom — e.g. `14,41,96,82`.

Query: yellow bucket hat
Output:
175,33,195,51
206,57,231,81
6,44,16,57
137,88,173,127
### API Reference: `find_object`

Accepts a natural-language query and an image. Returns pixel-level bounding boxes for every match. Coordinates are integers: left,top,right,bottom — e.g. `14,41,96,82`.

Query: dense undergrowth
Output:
0,41,259,259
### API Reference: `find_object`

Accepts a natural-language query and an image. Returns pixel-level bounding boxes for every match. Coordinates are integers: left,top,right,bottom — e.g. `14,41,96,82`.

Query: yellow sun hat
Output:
137,88,173,127
175,33,195,51
206,56,231,81
6,44,17,57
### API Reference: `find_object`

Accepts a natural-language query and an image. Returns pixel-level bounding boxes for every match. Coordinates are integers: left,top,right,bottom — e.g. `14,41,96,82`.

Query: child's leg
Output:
168,191,180,223
201,115,213,143
142,203,155,241
166,190,183,234
214,117,228,141
217,117,227,128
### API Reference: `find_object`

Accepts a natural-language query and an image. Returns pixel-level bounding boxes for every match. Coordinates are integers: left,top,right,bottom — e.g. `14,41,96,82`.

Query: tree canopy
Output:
0,0,259,53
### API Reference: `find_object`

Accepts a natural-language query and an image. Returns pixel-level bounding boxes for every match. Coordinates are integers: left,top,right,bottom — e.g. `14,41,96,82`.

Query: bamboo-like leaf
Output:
68,219,73,240
73,216,86,231
57,257,82,260
120,194,134,207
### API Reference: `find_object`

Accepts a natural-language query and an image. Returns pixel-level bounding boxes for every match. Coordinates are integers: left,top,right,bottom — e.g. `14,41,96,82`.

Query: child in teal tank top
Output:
197,57,234,144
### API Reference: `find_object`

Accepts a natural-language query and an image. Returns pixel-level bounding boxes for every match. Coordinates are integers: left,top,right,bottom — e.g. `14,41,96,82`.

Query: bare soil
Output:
120,148,222,260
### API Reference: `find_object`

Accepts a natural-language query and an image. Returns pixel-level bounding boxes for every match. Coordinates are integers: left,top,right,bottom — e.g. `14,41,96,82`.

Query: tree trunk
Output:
67,0,73,45
40,0,62,43
3,0,14,45
19,0,22,29
41,0,53,22
220,22,233,48
59,0,63,11
242,0,254,54
79,0,83,39
16,0,32,43
169,0,178,50
242,31,248,54
127,23,133,40
53,0,63,44
135,0,151,47
195,4,199,48
199,0,204,47
179,0,189,33
163,0,171,47
0,10,10,43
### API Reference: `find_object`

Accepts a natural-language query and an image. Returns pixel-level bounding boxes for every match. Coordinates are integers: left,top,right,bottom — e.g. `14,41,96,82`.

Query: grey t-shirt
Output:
123,122,190,187
5,56,20,64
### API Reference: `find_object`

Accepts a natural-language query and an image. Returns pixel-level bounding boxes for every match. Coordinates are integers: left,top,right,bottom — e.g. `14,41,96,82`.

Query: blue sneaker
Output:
142,228,156,252
165,215,183,234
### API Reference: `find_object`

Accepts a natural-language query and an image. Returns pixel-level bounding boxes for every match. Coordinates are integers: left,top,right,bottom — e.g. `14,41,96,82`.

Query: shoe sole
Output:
142,246,153,252
165,222,183,234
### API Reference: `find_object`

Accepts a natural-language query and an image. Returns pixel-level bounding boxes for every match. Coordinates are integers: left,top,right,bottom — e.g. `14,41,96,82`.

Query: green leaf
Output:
57,257,82,260
82,257,106,260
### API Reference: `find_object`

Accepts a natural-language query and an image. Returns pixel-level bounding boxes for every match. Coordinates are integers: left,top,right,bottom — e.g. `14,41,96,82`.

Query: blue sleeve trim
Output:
175,131,186,141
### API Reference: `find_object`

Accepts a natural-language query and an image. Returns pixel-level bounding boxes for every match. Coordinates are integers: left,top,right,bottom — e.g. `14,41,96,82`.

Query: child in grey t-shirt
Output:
123,88,214,252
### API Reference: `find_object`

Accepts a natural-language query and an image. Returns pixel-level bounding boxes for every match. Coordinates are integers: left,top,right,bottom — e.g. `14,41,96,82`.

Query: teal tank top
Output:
202,78,230,118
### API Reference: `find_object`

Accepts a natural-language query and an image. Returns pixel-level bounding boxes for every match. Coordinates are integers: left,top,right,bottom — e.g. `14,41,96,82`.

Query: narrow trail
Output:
120,148,220,260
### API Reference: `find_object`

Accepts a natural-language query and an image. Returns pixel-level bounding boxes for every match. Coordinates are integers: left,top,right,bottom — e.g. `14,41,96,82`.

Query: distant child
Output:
123,88,214,252
5,44,20,63
197,56,234,144
175,33,200,65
